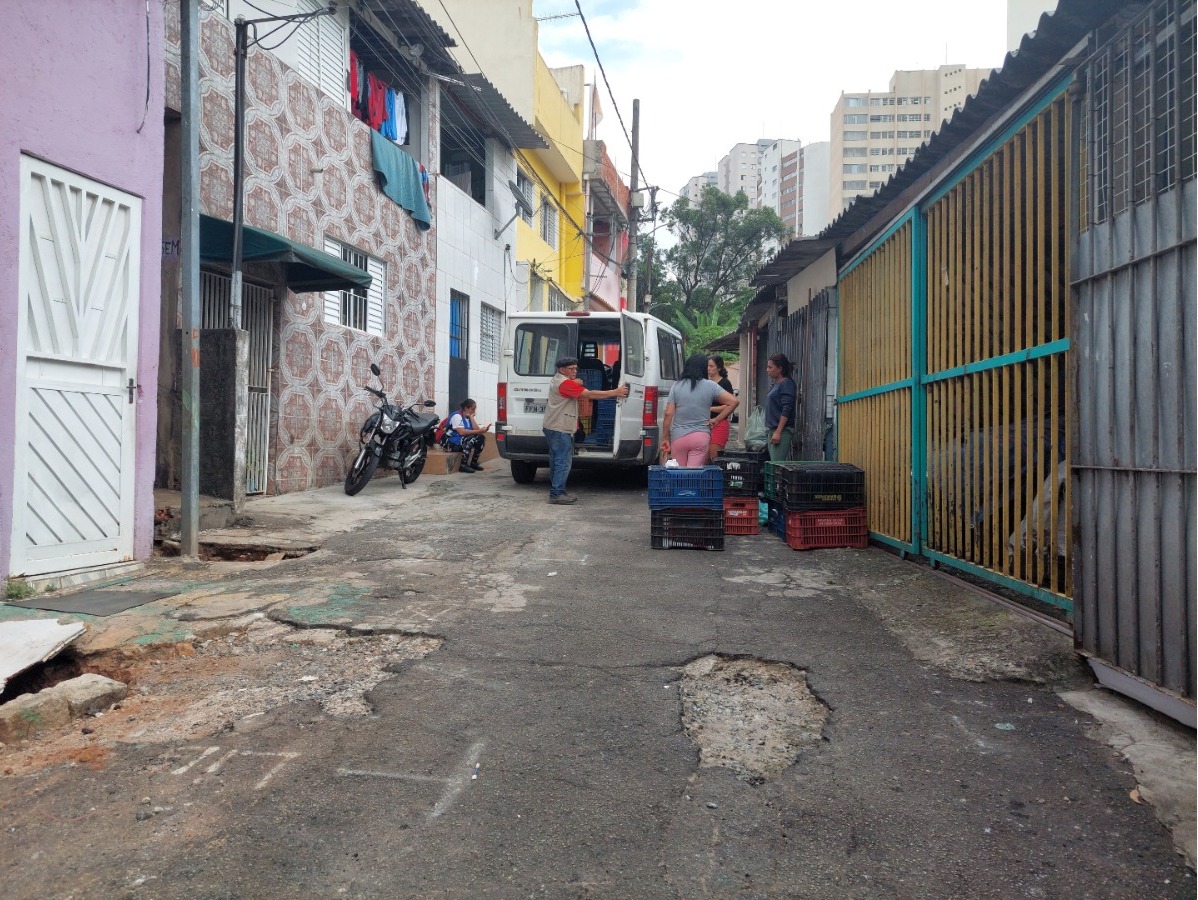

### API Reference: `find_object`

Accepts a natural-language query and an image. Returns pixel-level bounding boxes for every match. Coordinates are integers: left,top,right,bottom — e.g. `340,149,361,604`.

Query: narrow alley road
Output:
1,467,1192,898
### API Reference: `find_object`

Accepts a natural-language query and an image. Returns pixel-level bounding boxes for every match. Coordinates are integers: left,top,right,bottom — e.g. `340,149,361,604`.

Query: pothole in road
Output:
679,655,829,784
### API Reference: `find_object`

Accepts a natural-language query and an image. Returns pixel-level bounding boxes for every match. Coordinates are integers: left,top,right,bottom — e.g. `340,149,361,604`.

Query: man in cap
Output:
543,357,629,504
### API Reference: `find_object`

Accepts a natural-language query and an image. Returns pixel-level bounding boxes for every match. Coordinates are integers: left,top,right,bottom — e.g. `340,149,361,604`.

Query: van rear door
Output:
615,312,648,459
509,318,578,424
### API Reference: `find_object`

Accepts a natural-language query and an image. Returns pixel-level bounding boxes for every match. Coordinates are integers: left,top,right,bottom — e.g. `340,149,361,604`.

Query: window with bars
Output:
450,291,469,360
516,169,535,225
540,196,558,248
479,304,502,364
1086,0,1195,224
548,285,571,311
324,238,384,335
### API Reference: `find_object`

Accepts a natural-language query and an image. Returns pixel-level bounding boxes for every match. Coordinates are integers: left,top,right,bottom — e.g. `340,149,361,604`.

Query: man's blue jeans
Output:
544,428,574,497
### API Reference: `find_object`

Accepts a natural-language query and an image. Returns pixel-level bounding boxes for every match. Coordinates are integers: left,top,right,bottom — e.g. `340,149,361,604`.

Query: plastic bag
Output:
743,406,768,450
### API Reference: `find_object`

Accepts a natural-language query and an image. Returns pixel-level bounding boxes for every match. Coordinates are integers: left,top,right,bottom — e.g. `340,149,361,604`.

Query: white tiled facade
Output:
435,139,519,427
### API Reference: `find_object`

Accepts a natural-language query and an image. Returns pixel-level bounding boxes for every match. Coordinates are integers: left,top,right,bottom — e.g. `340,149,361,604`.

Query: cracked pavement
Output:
0,464,1193,897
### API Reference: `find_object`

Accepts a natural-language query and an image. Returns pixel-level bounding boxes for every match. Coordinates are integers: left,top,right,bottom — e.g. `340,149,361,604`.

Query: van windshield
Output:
514,323,572,376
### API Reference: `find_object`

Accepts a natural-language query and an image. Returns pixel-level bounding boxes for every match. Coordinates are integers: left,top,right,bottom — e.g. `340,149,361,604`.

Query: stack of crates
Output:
715,448,767,536
773,462,868,550
647,464,724,550
583,398,617,445
762,461,801,542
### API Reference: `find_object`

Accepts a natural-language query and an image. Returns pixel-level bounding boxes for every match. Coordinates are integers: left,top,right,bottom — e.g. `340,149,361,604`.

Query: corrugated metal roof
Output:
442,73,548,150
749,0,1130,288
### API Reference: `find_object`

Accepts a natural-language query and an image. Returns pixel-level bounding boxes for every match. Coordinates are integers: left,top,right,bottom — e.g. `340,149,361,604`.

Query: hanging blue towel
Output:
370,130,431,231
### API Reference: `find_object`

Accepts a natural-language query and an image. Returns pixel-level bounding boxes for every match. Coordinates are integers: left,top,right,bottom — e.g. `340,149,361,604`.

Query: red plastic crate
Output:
723,497,760,535
784,507,869,550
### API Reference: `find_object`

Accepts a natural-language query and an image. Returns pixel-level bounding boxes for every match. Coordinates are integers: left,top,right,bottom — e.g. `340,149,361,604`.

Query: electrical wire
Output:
572,0,649,192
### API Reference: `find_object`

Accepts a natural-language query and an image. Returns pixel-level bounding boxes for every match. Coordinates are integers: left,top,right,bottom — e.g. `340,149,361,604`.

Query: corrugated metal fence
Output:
1073,0,1196,702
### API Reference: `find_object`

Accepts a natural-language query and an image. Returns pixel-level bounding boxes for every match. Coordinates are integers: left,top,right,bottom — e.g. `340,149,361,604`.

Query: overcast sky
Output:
535,0,1026,204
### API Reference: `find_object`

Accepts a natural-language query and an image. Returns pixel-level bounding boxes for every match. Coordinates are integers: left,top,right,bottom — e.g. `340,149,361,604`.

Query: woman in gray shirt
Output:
661,353,739,467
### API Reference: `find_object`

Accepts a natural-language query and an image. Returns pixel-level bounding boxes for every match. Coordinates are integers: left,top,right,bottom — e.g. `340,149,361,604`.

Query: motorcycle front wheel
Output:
344,445,380,495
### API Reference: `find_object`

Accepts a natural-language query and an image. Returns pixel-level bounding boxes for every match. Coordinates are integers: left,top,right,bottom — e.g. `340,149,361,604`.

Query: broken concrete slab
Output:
0,674,128,742
0,690,72,742
55,674,128,718
0,618,86,693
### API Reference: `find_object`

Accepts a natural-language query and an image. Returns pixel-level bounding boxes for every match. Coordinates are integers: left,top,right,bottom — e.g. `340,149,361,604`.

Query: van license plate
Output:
524,399,546,414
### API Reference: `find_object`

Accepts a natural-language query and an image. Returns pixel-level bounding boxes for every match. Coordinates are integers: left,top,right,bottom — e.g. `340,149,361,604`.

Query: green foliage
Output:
662,187,790,319
5,578,37,600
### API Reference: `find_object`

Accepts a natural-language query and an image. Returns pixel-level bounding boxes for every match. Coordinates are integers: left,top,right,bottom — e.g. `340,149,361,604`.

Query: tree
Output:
661,187,790,321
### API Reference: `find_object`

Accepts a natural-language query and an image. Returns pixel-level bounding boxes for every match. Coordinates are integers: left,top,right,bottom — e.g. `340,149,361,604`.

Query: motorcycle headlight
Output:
378,413,399,434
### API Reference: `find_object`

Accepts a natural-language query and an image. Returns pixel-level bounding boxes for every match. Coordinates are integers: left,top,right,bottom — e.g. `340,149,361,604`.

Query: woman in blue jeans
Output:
764,353,797,462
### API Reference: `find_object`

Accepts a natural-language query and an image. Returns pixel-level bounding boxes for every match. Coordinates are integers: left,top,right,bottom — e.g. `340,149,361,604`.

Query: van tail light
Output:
642,386,658,428
497,382,508,425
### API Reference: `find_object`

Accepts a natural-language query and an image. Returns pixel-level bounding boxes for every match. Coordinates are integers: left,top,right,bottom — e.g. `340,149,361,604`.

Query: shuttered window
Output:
324,237,384,335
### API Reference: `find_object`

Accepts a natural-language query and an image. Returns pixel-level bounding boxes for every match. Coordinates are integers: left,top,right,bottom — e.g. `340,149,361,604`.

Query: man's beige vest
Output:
543,373,578,434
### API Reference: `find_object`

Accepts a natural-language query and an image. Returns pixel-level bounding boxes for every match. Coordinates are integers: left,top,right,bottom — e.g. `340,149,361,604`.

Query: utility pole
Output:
180,0,200,556
626,98,640,313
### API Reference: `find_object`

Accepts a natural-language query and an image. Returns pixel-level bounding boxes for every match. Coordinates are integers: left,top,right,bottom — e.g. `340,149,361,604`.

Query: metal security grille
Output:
1087,0,1197,222
540,197,558,248
340,247,369,332
838,222,914,547
449,291,468,359
199,271,275,495
479,304,502,364
923,95,1073,603
548,286,571,311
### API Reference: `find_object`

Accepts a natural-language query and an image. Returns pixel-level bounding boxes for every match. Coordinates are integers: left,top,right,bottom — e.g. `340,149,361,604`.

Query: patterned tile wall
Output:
165,5,437,494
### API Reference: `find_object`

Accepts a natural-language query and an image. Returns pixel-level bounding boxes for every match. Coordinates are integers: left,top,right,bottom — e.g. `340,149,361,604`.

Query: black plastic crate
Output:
650,507,725,550
777,463,865,510
715,455,764,496
719,447,770,464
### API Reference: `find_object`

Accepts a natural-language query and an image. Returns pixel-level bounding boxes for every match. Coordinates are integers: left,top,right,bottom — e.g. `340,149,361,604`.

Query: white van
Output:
496,310,685,483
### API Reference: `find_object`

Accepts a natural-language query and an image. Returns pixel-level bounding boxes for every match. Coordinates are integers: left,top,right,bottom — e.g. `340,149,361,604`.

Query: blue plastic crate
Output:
648,465,723,510
578,368,605,390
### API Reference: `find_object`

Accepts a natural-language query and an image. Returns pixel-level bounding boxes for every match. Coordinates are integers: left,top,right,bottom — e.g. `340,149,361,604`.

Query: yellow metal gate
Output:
838,92,1074,612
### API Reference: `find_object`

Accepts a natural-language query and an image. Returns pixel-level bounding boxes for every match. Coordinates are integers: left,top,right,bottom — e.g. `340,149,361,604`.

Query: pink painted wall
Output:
0,0,165,572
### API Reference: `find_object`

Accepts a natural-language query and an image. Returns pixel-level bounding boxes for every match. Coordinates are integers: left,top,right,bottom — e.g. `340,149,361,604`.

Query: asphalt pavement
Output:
0,462,1193,898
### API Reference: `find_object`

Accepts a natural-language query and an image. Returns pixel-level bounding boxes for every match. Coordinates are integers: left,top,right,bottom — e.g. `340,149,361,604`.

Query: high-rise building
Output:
758,138,801,225
679,171,717,205
717,139,776,204
828,66,990,221
799,142,831,236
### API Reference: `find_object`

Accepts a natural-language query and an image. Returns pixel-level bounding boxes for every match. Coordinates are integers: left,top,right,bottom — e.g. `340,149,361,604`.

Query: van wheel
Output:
510,461,538,484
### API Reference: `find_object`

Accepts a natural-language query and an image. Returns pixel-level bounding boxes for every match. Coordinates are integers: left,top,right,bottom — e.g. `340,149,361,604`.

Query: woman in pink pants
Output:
660,353,739,467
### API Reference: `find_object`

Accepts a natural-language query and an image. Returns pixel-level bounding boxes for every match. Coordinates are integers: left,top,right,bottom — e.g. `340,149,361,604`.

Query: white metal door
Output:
10,156,141,576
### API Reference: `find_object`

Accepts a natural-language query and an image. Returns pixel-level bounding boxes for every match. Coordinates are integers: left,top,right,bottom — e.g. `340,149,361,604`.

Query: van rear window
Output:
658,331,682,380
514,324,572,375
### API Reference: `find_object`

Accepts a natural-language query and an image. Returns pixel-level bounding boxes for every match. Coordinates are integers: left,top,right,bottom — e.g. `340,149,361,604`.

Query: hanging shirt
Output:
348,50,360,119
381,88,398,140
394,92,409,144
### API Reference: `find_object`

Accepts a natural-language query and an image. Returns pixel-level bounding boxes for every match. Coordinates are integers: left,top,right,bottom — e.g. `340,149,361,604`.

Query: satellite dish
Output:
509,180,535,218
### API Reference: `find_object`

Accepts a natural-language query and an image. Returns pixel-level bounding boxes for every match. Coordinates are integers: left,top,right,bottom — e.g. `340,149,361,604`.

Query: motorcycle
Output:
344,363,439,495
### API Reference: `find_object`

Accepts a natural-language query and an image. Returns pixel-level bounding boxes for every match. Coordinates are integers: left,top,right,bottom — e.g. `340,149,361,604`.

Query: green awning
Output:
199,214,371,293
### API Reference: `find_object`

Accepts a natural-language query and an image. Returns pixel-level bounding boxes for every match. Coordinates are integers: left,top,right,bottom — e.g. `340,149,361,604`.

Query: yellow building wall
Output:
515,57,585,309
